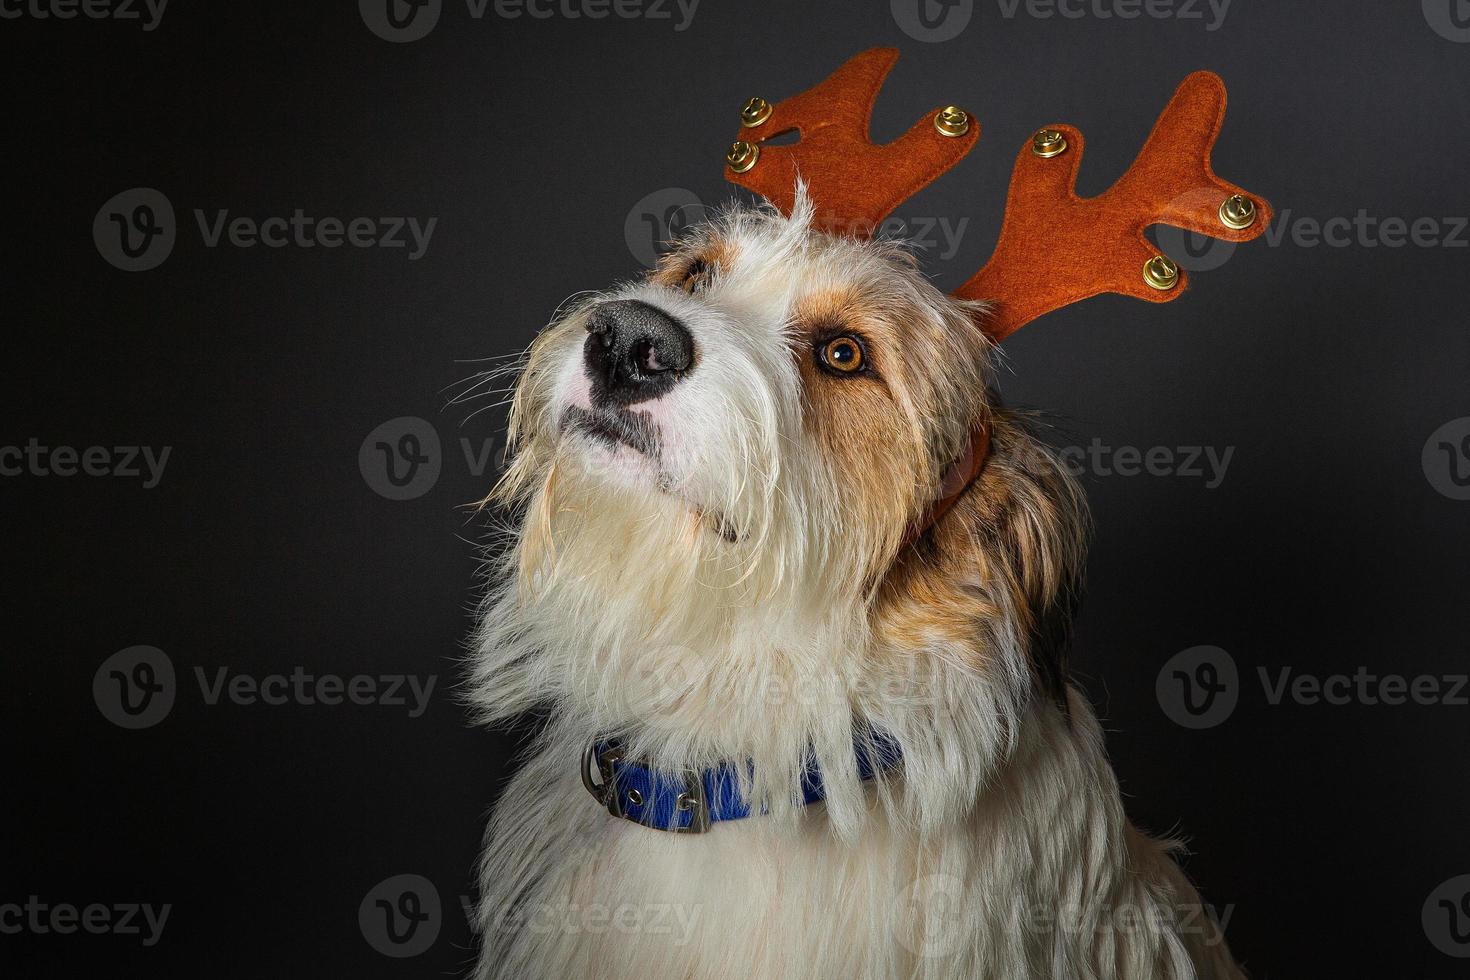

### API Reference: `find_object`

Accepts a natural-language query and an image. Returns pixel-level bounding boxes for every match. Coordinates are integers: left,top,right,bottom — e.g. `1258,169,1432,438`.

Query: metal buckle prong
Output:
671,769,710,834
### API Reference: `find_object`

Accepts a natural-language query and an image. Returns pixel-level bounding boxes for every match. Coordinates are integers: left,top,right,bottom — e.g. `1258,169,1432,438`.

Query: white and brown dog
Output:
465,188,1244,979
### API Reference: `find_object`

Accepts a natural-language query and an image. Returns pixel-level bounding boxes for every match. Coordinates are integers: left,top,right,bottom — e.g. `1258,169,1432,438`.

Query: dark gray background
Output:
4,1,1468,976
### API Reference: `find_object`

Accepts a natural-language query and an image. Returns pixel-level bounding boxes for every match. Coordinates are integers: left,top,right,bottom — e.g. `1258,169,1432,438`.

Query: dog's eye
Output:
818,335,866,375
680,258,712,294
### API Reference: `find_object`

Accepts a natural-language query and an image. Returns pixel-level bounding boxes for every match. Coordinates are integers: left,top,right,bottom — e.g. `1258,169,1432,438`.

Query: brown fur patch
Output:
790,287,928,573
874,412,1089,705
648,236,736,291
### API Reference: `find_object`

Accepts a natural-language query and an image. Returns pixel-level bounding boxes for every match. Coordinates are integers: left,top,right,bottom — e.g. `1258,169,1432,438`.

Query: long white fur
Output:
466,193,1243,980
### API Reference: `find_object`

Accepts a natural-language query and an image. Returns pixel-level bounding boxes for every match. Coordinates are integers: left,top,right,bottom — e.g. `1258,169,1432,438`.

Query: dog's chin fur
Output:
467,194,1244,980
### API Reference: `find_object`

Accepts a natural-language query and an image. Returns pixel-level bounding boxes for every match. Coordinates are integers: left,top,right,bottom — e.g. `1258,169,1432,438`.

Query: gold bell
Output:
1143,255,1181,291
1219,194,1257,230
740,96,773,128
726,140,760,173
1032,129,1068,158
934,106,970,138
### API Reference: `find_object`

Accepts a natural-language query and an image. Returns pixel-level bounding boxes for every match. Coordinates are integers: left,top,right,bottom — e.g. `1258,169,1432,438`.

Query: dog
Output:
465,189,1244,980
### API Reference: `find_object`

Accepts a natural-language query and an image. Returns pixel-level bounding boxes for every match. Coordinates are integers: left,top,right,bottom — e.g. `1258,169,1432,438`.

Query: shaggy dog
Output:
467,191,1243,980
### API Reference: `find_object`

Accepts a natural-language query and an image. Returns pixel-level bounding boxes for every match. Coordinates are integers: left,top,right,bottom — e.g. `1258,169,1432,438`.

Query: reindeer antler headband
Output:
722,48,1273,539
724,47,1273,339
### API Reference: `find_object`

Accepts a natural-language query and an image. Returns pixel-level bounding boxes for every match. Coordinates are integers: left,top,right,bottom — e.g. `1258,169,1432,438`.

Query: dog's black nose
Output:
583,299,695,405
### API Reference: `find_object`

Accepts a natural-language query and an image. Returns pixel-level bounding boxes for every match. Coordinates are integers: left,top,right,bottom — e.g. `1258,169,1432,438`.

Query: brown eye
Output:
819,335,866,375
681,258,712,294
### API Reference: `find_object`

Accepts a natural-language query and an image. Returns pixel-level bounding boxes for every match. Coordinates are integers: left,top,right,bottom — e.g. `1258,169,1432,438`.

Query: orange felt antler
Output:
725,47,979,236
952,71,1274,341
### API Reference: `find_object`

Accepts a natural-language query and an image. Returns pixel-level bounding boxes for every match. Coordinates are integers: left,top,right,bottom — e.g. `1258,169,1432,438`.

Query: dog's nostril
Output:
636,340,671,373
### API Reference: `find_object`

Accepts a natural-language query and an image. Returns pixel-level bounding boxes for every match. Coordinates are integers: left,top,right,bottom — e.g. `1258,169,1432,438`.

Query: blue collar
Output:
580,731,903,833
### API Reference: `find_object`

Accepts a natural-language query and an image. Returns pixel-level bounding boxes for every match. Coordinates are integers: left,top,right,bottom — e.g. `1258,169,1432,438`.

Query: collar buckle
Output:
581,741,711,833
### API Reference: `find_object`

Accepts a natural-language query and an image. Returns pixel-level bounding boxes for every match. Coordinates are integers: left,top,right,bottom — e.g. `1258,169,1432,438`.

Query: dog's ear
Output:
953,415,1089,707
879,413,1089,710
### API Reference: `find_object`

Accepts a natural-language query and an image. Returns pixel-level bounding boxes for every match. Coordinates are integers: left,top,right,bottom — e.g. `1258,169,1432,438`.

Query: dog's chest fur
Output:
473,696,1242,980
